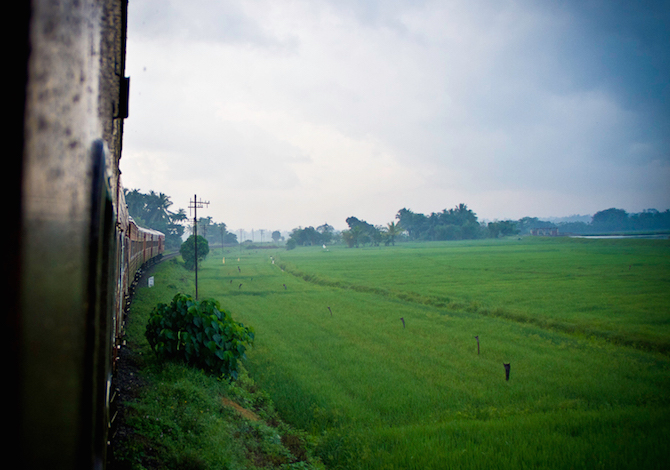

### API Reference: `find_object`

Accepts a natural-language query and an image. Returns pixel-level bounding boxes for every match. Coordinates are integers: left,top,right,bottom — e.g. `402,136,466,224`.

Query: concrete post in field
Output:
503,363,511,381
475,335,480,355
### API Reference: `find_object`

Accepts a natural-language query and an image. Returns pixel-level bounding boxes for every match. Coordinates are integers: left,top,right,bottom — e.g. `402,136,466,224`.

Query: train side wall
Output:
17,1,129,469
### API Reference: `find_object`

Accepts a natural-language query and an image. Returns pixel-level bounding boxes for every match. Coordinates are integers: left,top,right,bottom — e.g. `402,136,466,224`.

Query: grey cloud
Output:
123,0,669,230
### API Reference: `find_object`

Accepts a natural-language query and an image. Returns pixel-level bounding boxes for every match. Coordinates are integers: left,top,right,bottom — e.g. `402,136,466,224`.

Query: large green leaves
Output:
145,293,254,378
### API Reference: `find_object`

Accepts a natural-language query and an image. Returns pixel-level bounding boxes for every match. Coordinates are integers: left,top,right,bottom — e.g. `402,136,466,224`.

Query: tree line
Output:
516,208,670,235
288,205,670,248
125,189,286,252
124,189,187,250
125,189,238,251
125,189,670,252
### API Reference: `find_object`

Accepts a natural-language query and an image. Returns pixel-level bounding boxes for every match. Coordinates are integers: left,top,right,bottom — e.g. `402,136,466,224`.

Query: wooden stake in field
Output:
328,306,332,316
503,363,511,381
400,317,405,328
475,335,480,355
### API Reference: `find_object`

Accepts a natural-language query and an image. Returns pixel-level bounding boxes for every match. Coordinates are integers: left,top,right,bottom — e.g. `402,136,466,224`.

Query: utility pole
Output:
189,194,209,300
220,225,226,255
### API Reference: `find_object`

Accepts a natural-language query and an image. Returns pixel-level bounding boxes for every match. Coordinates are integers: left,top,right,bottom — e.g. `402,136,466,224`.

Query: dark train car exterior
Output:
9,1,163,469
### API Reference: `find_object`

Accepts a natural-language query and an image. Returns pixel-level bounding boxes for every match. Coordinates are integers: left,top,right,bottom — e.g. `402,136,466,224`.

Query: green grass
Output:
275,238,670,353
191,239,670,469
113,258,325,470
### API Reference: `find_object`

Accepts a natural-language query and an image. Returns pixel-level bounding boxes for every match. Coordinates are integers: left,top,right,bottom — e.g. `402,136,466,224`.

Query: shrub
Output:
180,235,210,270
145,293,254,379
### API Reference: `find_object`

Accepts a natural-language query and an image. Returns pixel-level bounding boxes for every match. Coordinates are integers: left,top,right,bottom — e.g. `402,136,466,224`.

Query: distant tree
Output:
223,232,238,244
124,189,147,224
345,216,380,246
288,226,323,246
180,235,209,271
441,203,478,227
197,217,213,240
629,209,670,231
341,225,363,248
304,227,322,245
316,223,335,244
124,189,187,250
384,221,403,246
171,208,188,224
211,222,228,247
396,208,426,240
432,224,460,240
591,208,629,232
271,230,282,243
487,220,519,238
148,191,174,228
396,204,481,241
371,226,384,246
288,228,302,246
556,221,589,234
434,204,480,240
167,208,188,247
516,217,555,235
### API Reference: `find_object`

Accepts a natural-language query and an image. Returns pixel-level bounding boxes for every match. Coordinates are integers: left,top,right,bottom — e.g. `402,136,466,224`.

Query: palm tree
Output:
342,226,363,248
146,191,173,229
167,208,188,247
386,221,403,246
198,216,213,240
170,208,187,224
124,188,147,224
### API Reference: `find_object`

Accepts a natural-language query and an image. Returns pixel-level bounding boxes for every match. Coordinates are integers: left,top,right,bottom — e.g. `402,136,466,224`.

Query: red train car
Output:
127,217,165,284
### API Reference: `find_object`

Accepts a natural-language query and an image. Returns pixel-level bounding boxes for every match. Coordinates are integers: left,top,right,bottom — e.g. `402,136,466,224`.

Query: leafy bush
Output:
145,293,254,379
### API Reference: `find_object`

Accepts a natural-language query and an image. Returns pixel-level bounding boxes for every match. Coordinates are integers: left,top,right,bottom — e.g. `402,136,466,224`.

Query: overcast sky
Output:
120,0,669,232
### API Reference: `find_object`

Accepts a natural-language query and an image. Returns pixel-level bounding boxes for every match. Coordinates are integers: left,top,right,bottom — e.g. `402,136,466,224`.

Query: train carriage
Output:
10,1,164,469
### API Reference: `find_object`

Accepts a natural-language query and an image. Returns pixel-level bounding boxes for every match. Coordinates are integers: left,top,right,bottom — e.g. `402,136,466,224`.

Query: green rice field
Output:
189,237,669,469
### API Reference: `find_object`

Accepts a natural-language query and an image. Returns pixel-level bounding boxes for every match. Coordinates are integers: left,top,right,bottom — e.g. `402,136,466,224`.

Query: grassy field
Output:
275,237,670,352
169,238,669,468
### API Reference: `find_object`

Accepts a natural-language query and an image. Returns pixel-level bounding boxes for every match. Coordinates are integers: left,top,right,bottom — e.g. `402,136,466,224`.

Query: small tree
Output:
385,221,403,246
271,230,282,243
145,293,254,379
180,235,209,270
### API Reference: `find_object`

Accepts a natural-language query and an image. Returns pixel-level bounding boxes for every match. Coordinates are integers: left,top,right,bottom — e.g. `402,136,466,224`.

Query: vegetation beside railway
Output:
109,258,325,470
